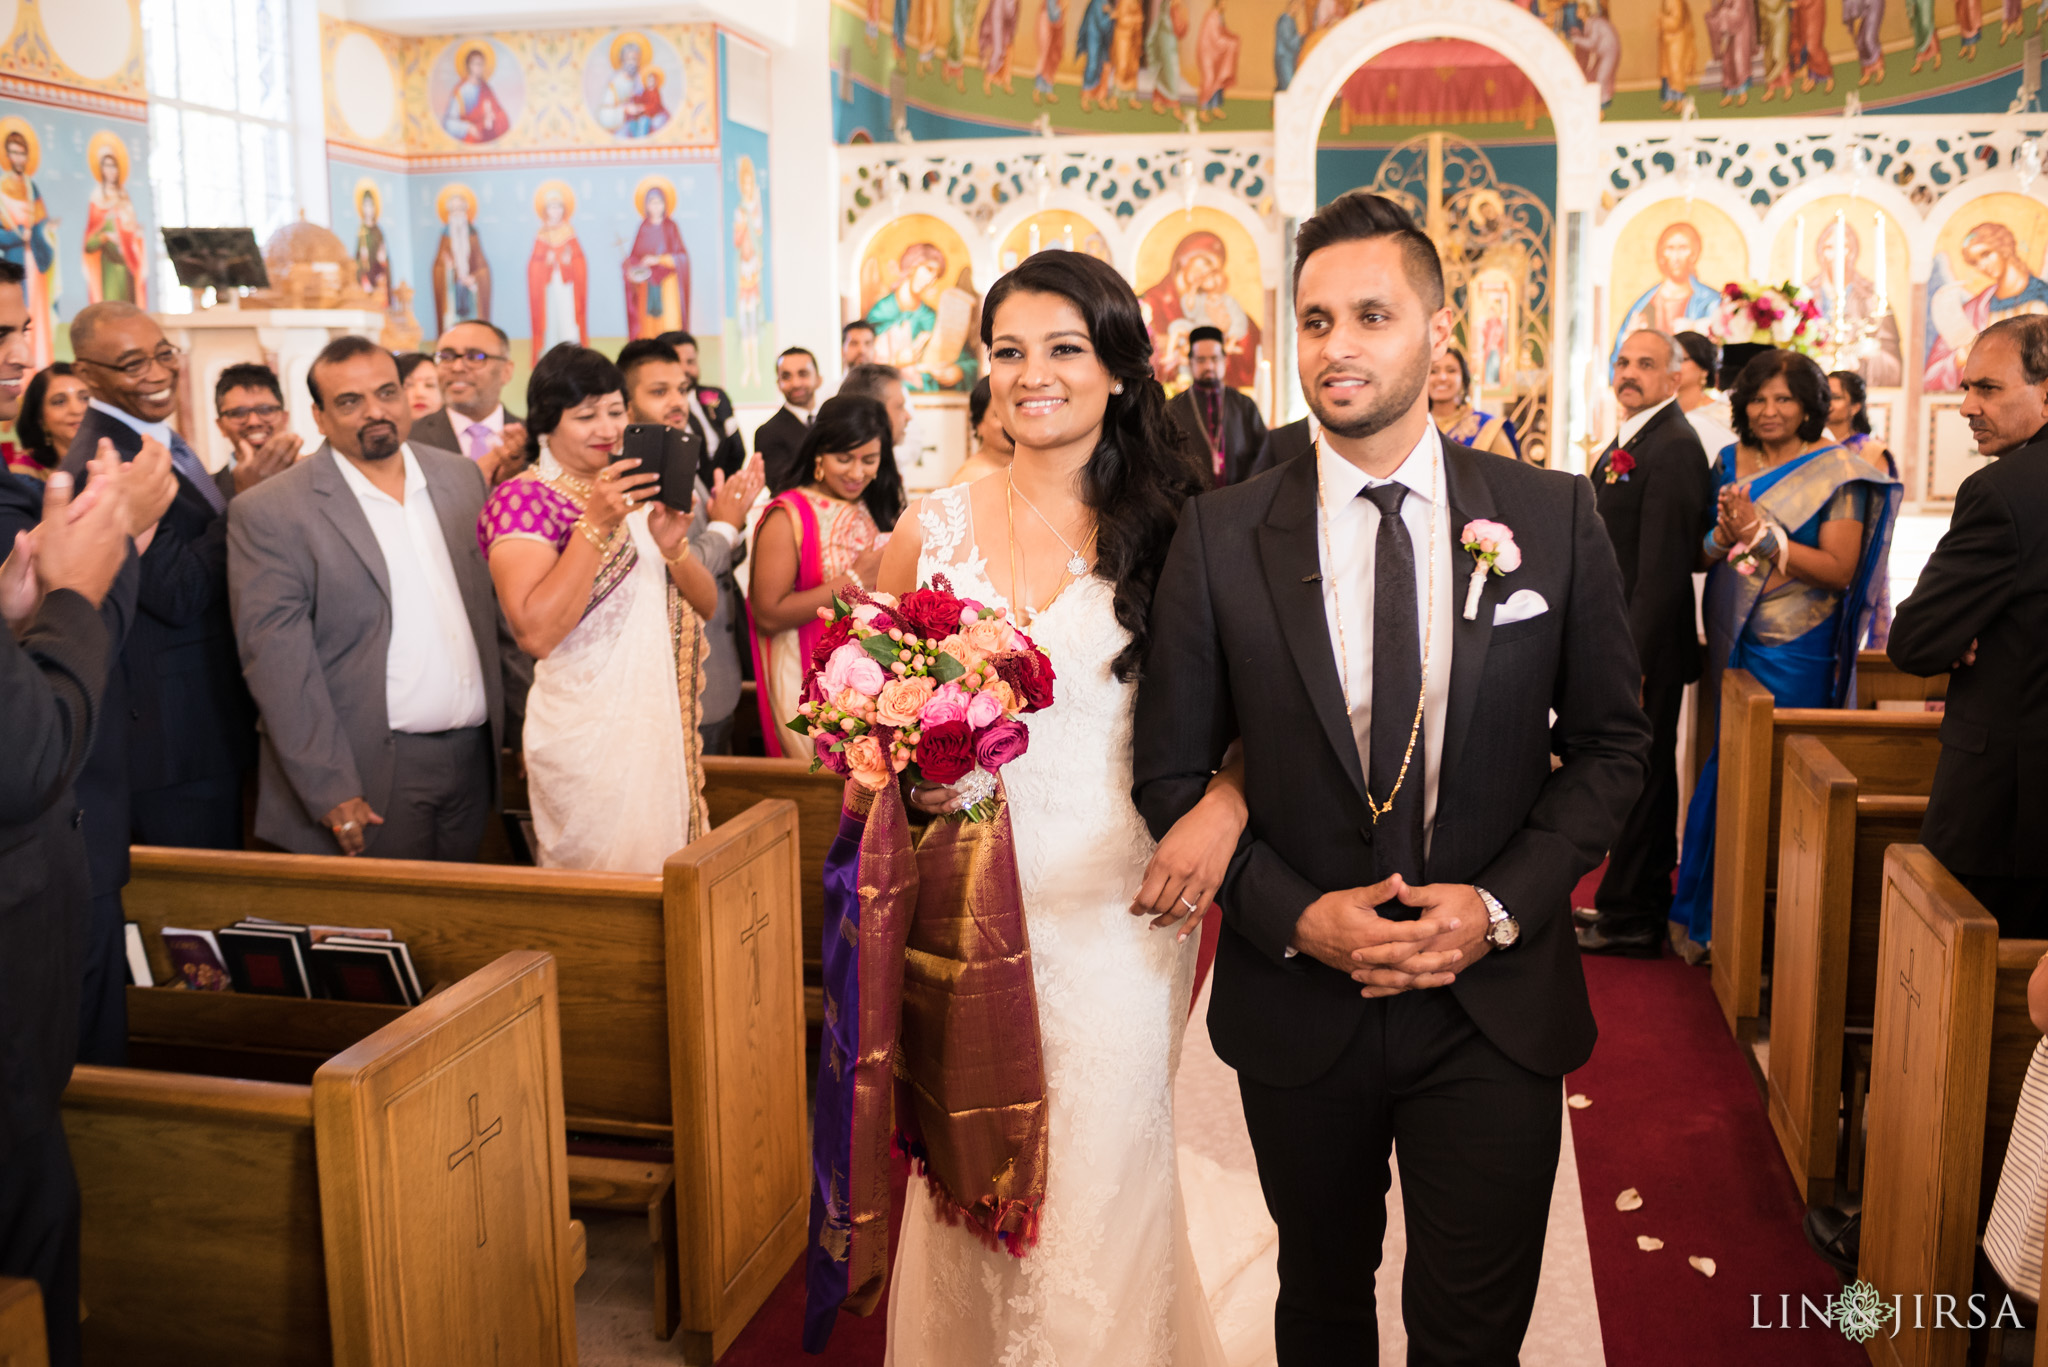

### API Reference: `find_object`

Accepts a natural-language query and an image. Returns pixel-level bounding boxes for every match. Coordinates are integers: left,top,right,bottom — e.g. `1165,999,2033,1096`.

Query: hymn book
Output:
160,928,231,991
217,925,315,998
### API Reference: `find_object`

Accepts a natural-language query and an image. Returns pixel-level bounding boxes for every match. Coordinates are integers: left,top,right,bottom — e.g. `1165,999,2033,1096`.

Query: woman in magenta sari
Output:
748,396,904,759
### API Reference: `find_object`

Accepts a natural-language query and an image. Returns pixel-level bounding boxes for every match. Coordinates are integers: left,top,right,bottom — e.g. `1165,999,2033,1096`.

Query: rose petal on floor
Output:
1615,1187,1643,1212
1636,1235,1663,1251
1567,1093,1592,1110
1688,1256,1716,1278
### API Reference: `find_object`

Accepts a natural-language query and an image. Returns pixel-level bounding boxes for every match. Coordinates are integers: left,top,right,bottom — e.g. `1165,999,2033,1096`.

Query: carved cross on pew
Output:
740,889,771,1007
1897,947,1923,1072
448,1092,504,1248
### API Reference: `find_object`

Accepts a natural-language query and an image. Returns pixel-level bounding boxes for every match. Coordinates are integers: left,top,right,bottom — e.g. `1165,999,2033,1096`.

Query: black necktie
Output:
1362,482,1426,890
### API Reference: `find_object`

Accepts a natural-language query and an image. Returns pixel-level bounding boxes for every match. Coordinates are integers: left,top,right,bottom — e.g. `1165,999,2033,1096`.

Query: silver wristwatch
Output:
1476,887,1519,950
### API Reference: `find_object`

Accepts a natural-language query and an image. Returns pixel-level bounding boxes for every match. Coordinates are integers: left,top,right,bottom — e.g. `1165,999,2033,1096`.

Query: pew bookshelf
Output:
120,795,807,1363
64,951,583,1367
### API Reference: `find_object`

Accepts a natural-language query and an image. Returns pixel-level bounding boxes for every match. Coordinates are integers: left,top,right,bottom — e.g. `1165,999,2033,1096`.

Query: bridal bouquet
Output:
1707,280,1822,353
787,575,1055,821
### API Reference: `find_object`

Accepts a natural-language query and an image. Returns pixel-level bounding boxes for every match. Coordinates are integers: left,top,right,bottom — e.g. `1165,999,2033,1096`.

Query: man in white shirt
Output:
229,337,509,859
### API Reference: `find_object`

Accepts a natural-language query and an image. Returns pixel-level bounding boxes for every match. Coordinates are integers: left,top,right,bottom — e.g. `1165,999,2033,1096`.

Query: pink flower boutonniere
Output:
1459,519,1521,621
1604,449,1636,485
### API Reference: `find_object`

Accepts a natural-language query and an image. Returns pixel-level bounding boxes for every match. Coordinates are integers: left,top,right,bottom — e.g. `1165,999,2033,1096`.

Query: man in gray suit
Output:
228,336,506,858
617,338,765,753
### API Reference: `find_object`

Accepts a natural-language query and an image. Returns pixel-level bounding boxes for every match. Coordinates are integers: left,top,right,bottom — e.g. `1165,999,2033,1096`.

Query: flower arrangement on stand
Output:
1706,281,1823,353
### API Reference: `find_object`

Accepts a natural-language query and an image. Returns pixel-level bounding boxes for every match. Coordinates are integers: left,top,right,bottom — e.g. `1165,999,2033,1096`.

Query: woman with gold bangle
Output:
479,343,718,872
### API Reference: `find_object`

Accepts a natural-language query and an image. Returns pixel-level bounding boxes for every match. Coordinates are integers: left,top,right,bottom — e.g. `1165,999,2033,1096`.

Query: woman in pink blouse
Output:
478,343,718,871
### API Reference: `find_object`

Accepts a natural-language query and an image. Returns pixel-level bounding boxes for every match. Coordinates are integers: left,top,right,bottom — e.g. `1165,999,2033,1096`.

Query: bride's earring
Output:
1111,381,1124,395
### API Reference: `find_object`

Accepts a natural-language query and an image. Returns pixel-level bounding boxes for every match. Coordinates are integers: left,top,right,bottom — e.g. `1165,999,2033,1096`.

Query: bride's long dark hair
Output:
979,252,1206,681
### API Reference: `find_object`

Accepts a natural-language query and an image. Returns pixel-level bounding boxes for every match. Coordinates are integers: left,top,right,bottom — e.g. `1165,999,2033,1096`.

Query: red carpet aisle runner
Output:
1568,872,1865,1365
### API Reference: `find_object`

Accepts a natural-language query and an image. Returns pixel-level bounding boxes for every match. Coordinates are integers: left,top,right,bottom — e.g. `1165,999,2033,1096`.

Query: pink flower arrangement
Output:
788,575,1055,821
1707,281,1821,353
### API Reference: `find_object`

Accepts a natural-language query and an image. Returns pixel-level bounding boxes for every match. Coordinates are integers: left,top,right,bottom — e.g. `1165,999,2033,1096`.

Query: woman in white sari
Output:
480,343,719,872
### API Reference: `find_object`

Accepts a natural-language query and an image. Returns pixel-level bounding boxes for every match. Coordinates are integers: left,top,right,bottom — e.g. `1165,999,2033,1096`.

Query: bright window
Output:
141,0,297,311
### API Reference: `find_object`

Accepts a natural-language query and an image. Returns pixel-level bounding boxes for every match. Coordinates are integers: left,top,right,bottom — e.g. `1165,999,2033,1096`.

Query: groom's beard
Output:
1305,346,1431,441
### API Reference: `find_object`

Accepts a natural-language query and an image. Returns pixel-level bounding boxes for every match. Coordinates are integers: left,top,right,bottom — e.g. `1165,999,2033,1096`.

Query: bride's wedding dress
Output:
886,484,1272,1367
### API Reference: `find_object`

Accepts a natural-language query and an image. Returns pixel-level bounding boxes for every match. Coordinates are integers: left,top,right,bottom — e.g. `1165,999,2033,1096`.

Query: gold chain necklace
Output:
1315,439,1439,825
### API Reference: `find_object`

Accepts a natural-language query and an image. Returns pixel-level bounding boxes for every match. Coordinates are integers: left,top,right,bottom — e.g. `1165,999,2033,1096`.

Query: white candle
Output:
1873,210,1888,316
1832,210,1848,350
1795,214,1806,284
1028,223,1041,255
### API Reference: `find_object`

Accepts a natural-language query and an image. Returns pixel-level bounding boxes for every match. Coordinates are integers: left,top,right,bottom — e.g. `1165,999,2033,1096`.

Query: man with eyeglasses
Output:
414,320,526,485
212,362,301,492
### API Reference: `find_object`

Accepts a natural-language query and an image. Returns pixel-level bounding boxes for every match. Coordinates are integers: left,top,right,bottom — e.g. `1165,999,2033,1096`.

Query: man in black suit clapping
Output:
1889,315,2048,935
1577,328,1714,956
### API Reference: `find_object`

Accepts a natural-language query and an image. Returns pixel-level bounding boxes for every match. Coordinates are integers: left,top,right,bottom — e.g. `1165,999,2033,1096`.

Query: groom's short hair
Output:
1292,191,1444,313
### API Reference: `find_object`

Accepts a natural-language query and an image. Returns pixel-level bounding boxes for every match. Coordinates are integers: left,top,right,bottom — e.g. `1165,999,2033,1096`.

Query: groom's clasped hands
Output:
1292,875,1489,998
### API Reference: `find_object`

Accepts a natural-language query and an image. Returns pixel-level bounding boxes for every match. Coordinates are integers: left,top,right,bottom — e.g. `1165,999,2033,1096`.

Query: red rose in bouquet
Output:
810,614,856,672
990,650,1056,712
915,720,976,784
894,585,969,643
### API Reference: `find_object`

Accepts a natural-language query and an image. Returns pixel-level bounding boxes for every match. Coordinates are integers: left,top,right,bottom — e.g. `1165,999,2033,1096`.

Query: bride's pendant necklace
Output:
1009,475,1091,577
1004,473,1095,625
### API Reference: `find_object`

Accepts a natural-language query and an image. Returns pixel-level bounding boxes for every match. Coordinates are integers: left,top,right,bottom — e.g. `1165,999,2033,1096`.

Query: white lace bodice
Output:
889,484,1229,1367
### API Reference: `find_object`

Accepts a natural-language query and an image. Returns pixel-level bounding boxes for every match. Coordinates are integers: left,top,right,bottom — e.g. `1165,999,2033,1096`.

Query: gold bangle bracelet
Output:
575,518,611,553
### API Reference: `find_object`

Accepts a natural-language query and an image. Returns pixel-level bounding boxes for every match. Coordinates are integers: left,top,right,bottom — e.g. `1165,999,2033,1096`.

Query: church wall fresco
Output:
831,0,2038,143
0,0,150,362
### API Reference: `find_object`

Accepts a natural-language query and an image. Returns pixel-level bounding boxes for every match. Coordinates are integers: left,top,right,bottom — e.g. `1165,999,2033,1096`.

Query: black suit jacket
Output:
1888,430,2048,878
0,579,109,1160
1248,416,1314,479
755,407,812,493
1166,386,1270,487
64,407,256,886
1590,400,1713,685
1134,442,1650,1084
410,404,524,465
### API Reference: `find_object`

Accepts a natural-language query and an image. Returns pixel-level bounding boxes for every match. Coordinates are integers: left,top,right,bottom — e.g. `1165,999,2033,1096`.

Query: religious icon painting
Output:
529,180,588,350
998,209,1112,271
427,37,525,146
1467,269,1518,397
0,116,55,369
430,182,492,337
1768,197,1908,388
1134,206,1264,392
351,177,390,306
586,30,684,140
1607,198,1746,368
624,174,689,338
1923,192,2048,393
857,213,980,393
83,129,146,310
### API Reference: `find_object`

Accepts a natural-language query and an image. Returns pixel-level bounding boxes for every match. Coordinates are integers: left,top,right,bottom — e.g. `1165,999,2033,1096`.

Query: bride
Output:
877,251,1260,1364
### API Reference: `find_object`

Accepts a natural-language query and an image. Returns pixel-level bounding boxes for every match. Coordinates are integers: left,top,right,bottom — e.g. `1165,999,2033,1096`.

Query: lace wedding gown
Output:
886,484,1267,1367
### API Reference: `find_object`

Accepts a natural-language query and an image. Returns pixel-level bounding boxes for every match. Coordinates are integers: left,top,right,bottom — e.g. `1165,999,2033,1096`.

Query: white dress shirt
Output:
89,395,174,447
452,404,507,464
1684,402,1736,462
1617,395,1676,449
1315,423,1456,848
331,445,489,734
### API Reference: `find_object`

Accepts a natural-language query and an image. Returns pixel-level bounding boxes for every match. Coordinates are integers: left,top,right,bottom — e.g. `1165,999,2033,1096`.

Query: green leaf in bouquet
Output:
788,712,813,736
931,652,966,684
861,634,904,667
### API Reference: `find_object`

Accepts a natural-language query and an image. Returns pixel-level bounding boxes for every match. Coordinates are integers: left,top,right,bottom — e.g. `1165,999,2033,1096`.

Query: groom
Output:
1134,191,1650,1362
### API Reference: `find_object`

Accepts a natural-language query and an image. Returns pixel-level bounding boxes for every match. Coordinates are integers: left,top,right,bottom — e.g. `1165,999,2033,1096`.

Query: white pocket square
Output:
1493,589,1549,626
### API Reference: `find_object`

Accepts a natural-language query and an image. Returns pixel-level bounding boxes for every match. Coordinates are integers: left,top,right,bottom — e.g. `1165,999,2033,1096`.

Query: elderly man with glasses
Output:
59,300,286,1064
414,319,526,485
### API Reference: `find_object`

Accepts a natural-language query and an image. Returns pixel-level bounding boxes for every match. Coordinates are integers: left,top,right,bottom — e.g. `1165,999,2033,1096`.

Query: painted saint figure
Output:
1109,0,1147,110
1842,0,1888,84
82,133,146,309
624,179,689,340
0,125,54,370
598,33,670,139
1804,218,1902,386
1197,0,1239,120
1273,0,1305,91
1612,221,1723,366
1146,0,1196,117
865,242,977,391
1924,221,2048,391
1757,0,1793,100
1706,0,1756,104
1033,0,1066,103
1658,0,1697,108
1907,0,1942,71
1567,3,1621,106
1138,229,1261,389
980,0,1022,94
430,185,492,336
352,184,389,304
527,182,588,351
732,156,765,386
1077,0,1117,108
443,42,511,144
1791,0,1833,91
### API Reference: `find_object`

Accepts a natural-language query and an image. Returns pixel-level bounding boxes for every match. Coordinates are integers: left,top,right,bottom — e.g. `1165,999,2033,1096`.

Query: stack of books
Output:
153,919,424,1006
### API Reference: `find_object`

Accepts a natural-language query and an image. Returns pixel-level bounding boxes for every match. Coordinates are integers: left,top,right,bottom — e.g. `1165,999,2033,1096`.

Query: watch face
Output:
1490,918,1520,948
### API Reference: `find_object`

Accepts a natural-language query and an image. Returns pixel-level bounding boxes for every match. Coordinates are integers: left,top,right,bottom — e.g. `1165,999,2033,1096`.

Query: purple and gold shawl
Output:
802,779,1047,1351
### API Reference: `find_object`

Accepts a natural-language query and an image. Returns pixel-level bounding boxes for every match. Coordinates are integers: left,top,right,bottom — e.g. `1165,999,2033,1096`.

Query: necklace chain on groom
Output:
1314,438,1439,826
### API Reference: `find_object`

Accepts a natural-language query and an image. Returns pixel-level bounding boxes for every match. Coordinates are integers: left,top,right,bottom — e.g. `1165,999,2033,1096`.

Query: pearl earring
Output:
1111,382,1124,395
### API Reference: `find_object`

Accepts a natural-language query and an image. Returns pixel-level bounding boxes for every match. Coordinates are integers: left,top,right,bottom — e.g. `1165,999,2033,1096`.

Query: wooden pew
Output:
1855,649,1951,709
1764,735,1928,1205
702,755,845,1027
0,1277,45,1367
121,796,805,1363
1857,847,2046,1367
1709,669,1943,1040
65,951,582,1367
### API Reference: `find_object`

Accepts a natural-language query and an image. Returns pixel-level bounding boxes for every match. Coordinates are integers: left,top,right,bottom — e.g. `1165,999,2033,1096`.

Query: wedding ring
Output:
1179,895,1199,913
339,820,358,833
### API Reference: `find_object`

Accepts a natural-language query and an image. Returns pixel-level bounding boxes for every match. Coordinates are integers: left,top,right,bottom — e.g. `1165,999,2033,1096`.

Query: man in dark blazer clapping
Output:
1889,315,2048,936
1166,325,1269,486
1577,328,1713,956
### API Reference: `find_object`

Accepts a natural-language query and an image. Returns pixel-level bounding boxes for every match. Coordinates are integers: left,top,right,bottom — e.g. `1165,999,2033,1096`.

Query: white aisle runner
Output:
1173,975,1606,1366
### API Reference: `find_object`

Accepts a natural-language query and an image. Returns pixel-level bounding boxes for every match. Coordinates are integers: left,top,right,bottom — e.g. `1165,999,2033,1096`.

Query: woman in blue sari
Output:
1668,349,1902,958
1428,346,1523,460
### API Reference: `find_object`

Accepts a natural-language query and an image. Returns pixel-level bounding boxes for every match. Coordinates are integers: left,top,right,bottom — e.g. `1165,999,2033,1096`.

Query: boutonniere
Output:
1603,449,1636,484
1459,519,1521,621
